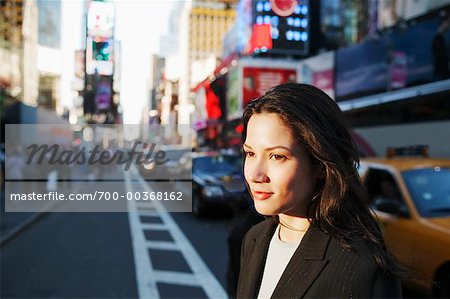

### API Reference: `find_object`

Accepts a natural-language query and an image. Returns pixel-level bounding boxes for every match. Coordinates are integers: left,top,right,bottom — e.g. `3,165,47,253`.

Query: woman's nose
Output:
245,159,270,183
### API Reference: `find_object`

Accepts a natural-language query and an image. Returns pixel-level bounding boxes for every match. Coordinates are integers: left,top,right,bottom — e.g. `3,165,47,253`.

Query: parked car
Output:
359,146,450,297
180,151,250,217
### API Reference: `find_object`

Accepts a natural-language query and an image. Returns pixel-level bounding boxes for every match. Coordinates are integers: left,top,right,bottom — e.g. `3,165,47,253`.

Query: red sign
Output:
242,67,297,107
247,24,273,54
312,69,333,92
205,83,221,119
270,0,297,17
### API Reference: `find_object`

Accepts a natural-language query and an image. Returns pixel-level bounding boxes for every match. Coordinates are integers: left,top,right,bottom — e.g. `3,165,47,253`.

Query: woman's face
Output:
243,113,320,217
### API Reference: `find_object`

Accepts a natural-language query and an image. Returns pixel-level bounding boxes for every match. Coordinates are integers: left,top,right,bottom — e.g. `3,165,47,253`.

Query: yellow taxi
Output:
359,146,450,297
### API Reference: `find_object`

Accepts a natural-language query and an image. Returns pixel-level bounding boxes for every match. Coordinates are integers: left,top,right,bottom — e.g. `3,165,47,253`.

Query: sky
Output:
114,0,174,124
60,0,84,113
60,0,175,124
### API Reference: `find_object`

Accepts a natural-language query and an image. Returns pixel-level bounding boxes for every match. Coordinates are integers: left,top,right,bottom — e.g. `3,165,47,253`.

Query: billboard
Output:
86,37,114,75
84,75,113,114
95,76,113,111
249,0,310,55
242,67,297,106
336,8,450,101
388,16,447,86
298,51,334,99
335,38,389,101
378,0,450,29
87,1,115,38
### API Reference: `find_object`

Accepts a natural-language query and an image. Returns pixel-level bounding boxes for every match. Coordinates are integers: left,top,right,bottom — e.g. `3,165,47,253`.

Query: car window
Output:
364,168,408,216
402,167,450,217
357,162,368,177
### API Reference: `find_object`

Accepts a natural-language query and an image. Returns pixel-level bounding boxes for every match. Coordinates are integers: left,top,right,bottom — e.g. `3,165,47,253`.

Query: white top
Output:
256,225,302,299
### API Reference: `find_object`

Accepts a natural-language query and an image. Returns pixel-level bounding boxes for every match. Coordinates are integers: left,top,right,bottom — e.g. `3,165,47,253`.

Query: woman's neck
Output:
278,214,311,243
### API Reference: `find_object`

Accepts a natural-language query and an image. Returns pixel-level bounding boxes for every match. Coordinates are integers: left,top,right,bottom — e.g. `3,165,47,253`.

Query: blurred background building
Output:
148,0,450,156
1,0,38,108
36,0,62,111
1,0,69,128
147,0,238,145
1,0,450,156
82,0,119,125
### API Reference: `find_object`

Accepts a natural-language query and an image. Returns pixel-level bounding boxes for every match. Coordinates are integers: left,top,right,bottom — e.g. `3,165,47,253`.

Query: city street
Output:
0,165,235,299
1,165,427,299
2,0,450,298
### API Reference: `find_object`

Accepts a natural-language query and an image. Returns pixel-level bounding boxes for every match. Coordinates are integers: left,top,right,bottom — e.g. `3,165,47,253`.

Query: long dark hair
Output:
242,83,402,277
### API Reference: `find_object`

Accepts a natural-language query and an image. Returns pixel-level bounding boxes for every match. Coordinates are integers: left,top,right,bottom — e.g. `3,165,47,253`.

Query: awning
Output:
338,79,450,111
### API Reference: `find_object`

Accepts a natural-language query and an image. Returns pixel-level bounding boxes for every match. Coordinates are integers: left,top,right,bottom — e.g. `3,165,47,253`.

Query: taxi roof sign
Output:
386,145,429,158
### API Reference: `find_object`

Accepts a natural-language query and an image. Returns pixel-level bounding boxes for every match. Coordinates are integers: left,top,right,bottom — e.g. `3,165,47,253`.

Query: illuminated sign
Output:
86,37,114,75
242,67,297,106
87,1,114,38
270,0,297,17
92,39,113,61
251,0,309,55
95,77,112,110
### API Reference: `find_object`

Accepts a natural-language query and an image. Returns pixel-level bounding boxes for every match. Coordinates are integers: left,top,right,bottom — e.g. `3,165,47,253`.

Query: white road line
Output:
136,211,159,217
136,202,156,208
141,223,167,230
137,206,157,211
126,167,228,299
146,241,180,251
126,172,160,299
152,270,200,286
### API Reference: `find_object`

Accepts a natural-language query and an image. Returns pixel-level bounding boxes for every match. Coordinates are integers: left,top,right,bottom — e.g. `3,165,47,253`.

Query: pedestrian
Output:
237,83,403,298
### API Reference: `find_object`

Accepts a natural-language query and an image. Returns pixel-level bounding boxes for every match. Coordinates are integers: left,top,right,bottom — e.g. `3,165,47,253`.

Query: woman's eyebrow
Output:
243,143,292,152
265,146,292,152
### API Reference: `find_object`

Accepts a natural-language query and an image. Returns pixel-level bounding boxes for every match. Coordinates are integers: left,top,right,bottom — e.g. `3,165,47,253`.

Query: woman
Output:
237,83,402,298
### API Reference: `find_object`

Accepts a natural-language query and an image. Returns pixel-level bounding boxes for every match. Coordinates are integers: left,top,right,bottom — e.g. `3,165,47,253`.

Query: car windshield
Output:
194,156,239,174
402,167,450,217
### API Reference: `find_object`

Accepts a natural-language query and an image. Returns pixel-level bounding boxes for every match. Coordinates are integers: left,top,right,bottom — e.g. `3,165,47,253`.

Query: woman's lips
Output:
252,191,274,200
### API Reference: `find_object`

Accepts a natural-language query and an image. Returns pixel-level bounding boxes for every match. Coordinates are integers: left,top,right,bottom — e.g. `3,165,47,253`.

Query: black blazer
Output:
237,218,402,299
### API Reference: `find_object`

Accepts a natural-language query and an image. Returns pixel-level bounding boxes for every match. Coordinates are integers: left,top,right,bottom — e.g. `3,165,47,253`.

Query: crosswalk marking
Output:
126,167,227,299
141,223,167,230
126,186,160,298
152,270,200,286
145,241,180,251
137,211,160,217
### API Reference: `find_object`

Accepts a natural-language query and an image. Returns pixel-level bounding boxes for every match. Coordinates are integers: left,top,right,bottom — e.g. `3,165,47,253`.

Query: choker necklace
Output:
279,218,309,232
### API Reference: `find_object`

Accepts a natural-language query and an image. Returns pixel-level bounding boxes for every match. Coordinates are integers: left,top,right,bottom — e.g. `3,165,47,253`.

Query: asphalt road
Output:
0,168,427,299
0,166,237,299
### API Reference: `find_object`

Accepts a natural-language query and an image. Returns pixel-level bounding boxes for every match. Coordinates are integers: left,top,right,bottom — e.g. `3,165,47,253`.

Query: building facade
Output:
0,0,39,106
188,0,237,87
36,0,62,111
157,0,237,145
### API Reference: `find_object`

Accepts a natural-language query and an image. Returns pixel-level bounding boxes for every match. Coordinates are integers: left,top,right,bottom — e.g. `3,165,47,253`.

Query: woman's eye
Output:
270,154,285,161
244,151,255,158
